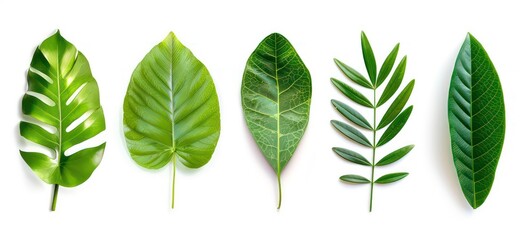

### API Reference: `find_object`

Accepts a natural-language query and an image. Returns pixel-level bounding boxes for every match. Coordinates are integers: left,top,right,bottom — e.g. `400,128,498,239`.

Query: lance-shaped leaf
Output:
333,147,371,166
331,78,373,108
331,99,372,130
340,174,370,184
376,43,400,87
242,33,311,209
331,120,372,147
376,145,414,166
20,31,106,211
361,32,377,84
377,106,413,147
334,58,372,89
377,80,415,130
448,33,505,209
375,172,409,184
377,56,407,107
123,32,221,209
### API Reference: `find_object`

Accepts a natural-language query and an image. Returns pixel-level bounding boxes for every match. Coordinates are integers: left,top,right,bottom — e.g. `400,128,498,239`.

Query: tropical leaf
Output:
448,33,505,209
20,31,106,211
375,172,409,184
242,33,311,209
123,32,221,209
340,174,371,184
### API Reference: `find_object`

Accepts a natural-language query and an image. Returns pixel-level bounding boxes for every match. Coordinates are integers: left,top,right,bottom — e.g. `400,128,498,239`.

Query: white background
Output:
0,0,529,239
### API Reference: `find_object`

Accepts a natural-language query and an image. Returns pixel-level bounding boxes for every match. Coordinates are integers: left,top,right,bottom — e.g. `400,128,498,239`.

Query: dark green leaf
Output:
375,172,409,184
448,33,505,209
376,145,414,166
334,58,372,89
333,147,371,166
340,174,370,184
376,43,400,87
361,31,377,85
331,78,372,108
377,56,407,107
377,80,415,130
331,120,372,147
331,99,372,130
377,106,413,147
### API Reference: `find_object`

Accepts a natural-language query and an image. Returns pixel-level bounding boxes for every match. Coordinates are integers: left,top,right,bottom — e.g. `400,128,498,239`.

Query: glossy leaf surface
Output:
375,172,409,184
340,174,370,184
333,147,371,166
332,100,372,130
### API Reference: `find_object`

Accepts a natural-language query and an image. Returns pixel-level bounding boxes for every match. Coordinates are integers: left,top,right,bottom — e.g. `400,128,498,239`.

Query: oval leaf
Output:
448,33,505,209
377,80,415,130
331,78,373,108
242,33,311,209
340,174,370,184
377,106,413,147
377,56,407,107
375,172,409,184
331,120,372,147
333,58,372,89
376,43,400,87
331,99,372,130
376,145,414,166
361,31,377,84
333,147,371,166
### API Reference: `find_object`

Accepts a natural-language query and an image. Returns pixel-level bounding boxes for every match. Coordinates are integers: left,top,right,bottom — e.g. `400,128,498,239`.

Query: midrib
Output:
169,38,176,153
56,51,63,169
274,35,280,175
468,43,476,206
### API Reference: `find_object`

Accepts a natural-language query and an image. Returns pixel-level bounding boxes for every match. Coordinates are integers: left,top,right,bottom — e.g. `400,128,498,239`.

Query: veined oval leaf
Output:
333,58,372,89
331,99,372,130
361,32,377,84
331,120,372,147
376,145,414,166
377,56,407,107
375,172,408,184
20,31,106,211
123,32,221,208
333,147,371,166
242,33,311,209
340,174,371,184
377,106,413,147
377,80,415,130
448,33,505,209
331,78,373,108
376,43,400,87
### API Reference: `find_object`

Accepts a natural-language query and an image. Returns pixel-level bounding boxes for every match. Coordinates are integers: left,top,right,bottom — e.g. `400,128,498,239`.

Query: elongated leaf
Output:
361,32,377,84
375,172,408,184
331,78,373,107
377,80,415,130
333,147,371,166
377,56,407,107
242,33,311,209
377,106,413,147
334,58,372,89
123,32,220,208
448,33,505,209
20,31,106,210
376,43,400,87
331,120,372,147
331,99,372,130
340,174,370,184
376,145,414,166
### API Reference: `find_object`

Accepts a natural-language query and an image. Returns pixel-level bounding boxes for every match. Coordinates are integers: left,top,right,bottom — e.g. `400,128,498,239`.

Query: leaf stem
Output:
277,174,282,210
370,86,377,212
171,156,176,209
51,184,59,211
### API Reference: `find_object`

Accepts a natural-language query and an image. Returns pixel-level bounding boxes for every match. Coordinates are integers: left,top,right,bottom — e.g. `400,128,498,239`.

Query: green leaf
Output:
20,31,106,211
331,120,372,147
242,33,311,209
333,58,372,89
377,106,413,147
377,56,407,107
376,145,414,166
376,43,400,87
377,80,415,130
123,32,221,208
375,172,409,184
331,99,372,130
333,147,371,166
340,174,371,184
448,33,505,209
361,31,377,85
331,78,373,108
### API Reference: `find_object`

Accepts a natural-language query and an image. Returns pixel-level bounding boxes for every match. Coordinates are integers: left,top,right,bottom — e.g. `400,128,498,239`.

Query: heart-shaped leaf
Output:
123,32,221,208
448,33,505,209
242,33,311,209
20,31,106,211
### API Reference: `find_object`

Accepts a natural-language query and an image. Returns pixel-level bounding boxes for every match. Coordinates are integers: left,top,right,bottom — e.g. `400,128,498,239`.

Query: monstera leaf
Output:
241,33,312,209
448,33,505,209
123,32,220,208
20,31,106,211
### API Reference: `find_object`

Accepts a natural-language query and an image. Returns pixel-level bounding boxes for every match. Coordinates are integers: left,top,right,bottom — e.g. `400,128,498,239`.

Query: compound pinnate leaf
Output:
20,31,106,211
448,33,505,209
123,32,221,208
242,33,311,209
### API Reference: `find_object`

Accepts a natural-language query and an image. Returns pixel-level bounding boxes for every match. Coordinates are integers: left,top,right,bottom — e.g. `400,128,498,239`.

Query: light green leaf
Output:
376,43,400,87
340,174,371,184
333,147,371,166
377,80,415,130
448,33,505,209
334,58,372,89
376,145,414,166
377,56,407,107
361,31,377,85
123,32,221,208
20,31,106,211
377,106,413,147
375,172,409,184
331,120,372,147
331,78,373,108
242,33,311,209
331,99,372,130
